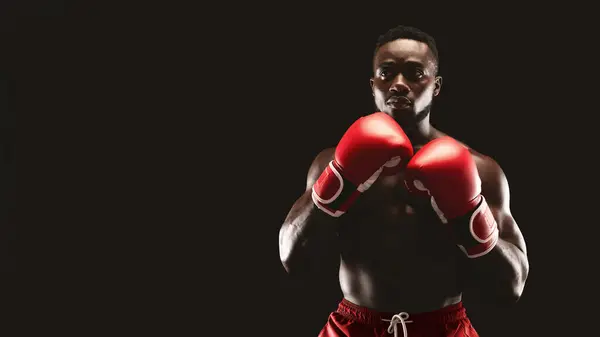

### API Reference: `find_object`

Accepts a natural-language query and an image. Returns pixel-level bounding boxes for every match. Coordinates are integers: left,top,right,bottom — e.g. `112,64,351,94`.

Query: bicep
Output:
492,208,527,256
480,158,527,255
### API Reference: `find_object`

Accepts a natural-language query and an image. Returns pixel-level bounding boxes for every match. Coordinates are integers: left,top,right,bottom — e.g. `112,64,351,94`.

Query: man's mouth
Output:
386,96,412,107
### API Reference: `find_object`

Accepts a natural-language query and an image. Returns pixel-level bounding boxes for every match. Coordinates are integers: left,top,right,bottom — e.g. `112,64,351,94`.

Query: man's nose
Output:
390,74,410,95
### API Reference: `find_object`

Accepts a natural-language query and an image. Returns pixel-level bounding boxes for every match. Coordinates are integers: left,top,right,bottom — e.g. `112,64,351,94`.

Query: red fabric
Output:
318,299,479,337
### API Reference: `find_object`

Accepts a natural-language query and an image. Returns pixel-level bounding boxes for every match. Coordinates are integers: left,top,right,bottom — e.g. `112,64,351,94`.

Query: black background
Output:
15,2,599,336
0,1,15,274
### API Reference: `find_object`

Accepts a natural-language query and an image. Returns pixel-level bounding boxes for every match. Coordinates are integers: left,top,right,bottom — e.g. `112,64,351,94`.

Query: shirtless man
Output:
278,25,529,337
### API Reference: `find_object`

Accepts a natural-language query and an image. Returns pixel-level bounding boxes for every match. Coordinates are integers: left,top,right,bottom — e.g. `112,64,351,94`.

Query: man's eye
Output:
379,69,391,78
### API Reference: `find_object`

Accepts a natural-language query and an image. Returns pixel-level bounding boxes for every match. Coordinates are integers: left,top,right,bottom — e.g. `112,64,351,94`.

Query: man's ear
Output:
369,78,375,96
433,76,443,96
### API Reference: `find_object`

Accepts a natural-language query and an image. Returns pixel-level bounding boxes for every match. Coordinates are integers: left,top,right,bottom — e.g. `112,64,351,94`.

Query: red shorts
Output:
318,299,479,337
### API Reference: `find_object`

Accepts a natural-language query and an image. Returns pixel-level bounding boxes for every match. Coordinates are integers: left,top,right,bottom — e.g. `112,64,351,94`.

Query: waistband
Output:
336,298,467,326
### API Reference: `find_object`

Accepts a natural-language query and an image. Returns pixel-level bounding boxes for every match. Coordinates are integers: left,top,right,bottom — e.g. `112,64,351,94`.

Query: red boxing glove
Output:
404,137,499,258
312,112,413,217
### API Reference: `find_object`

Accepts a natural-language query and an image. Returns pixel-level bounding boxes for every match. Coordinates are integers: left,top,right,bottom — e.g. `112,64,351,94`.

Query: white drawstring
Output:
382,312,412,337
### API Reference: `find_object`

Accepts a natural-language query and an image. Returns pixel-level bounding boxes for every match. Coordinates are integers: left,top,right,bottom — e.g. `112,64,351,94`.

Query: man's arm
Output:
280,113,415,279
466,156,530,304
404,137,529,305
278,148,341,278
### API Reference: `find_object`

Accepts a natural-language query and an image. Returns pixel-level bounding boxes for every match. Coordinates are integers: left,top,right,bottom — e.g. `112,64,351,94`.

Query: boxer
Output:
279,25,529,337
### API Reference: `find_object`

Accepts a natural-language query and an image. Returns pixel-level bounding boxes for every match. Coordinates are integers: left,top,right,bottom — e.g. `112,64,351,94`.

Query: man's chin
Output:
385,107,417,125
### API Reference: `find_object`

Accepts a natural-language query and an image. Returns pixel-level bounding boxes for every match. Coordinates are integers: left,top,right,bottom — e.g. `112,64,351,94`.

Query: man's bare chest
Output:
338,173,457,262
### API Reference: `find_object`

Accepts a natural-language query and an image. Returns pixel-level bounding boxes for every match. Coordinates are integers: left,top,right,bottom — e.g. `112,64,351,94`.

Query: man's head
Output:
370,25,442,126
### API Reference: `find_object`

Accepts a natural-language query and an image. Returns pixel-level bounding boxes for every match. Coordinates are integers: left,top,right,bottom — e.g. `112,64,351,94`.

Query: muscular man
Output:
278,25,529,337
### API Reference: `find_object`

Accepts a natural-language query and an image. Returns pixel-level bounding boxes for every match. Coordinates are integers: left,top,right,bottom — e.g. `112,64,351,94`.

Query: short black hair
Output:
374,25,439,70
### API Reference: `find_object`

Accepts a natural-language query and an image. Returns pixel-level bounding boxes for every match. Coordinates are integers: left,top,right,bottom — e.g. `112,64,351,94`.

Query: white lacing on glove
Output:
382,312,413,337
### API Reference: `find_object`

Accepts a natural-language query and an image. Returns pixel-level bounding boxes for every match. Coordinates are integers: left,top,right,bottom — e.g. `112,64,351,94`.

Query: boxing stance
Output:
279,25,529,337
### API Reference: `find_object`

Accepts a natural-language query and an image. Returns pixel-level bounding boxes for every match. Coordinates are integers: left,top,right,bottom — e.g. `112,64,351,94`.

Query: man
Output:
278,25,529,337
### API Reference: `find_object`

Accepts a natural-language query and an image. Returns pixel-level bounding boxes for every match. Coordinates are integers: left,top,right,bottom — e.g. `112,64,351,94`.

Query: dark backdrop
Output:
19,3,596,336
0,1,15,273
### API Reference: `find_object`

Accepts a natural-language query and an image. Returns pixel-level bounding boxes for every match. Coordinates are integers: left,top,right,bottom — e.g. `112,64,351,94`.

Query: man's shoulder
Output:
315,147,336,162
305,147,336,189
467,147,503,178
308,147,336,174
455,140,507,195
433,131,504,183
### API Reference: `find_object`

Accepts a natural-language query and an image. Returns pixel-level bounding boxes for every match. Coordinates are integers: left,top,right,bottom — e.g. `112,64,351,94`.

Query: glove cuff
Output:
452,195,499,258
311,161,361,217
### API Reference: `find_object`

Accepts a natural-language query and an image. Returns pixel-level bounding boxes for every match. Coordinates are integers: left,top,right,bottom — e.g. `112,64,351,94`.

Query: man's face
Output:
370,39,442,123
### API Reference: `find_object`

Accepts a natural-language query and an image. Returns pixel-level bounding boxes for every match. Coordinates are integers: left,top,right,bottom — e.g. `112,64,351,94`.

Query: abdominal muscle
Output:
338,255,463,313
335,175,464,313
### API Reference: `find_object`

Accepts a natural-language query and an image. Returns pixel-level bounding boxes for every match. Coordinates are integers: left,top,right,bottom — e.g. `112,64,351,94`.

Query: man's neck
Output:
400,116,437,147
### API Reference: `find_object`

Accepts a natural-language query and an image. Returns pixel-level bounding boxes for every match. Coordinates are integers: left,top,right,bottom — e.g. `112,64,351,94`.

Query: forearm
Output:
467,238,529,303
279,191,341,276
